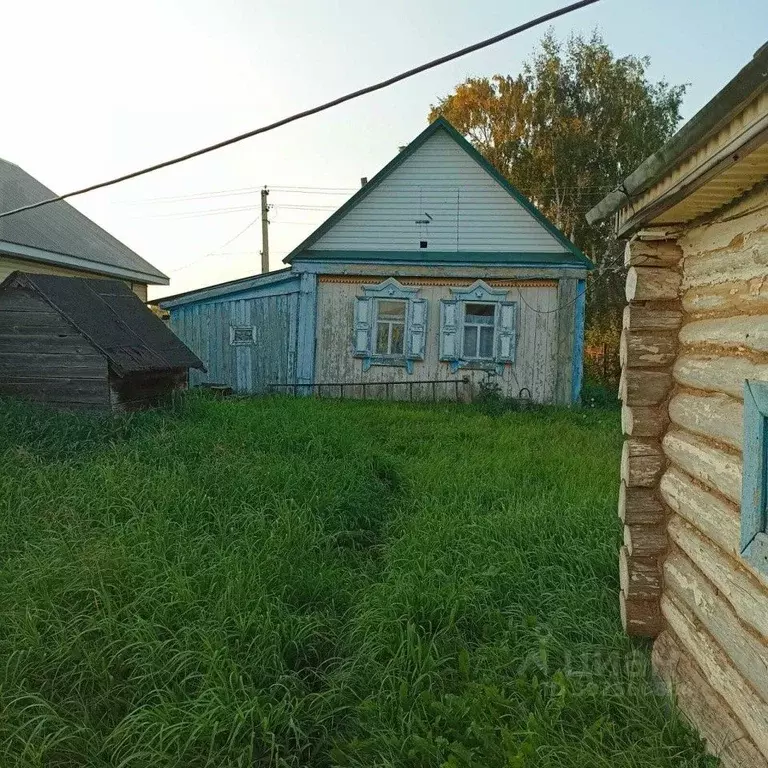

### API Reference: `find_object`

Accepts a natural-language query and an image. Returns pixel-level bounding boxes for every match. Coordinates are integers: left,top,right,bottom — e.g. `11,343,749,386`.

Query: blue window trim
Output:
449,279,510,302
361,277,420,301
742,380,768,574
443,281,515,374
362,357,415,374
356,278,422,374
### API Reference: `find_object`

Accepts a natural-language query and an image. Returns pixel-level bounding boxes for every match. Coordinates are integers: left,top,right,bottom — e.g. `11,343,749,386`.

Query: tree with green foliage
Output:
429,30,686,331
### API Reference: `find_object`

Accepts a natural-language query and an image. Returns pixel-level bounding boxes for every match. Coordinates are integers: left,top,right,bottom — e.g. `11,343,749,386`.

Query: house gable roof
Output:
284,117,591,269
2,271,204,375
0,159,169,284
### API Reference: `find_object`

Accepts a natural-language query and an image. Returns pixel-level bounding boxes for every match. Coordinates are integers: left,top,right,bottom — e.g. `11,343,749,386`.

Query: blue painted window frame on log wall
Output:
742,380,768,574
353,278,427,374
439,280,517,374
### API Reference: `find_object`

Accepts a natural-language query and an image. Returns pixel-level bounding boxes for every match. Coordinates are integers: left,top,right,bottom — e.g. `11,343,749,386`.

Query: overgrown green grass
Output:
0,395,711,767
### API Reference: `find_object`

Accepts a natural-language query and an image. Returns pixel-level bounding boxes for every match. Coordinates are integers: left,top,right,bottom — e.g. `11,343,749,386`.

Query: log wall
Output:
619,234,682,639
621,185,768,768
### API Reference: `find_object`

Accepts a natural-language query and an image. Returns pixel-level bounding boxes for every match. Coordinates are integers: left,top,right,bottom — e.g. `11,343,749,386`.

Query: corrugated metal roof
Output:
2,271,204,374
0,159,168,283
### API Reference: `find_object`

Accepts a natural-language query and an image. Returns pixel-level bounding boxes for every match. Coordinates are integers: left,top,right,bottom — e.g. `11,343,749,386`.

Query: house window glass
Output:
375,300,406,356
463,303,496,359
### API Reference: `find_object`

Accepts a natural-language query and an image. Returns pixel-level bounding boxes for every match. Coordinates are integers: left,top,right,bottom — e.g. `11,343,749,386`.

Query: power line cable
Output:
0,0,602,220
124,183,616,206
136,202,338,220
169,214,262,273
121,184,357,205
136,205,262,220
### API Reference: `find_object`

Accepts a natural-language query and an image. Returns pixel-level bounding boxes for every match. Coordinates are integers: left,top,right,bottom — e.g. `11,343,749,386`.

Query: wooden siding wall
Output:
170,293,299,393
0,253,148,300
0,286,110,409
312,130,567,254
621,185,768,768
314,278,571,403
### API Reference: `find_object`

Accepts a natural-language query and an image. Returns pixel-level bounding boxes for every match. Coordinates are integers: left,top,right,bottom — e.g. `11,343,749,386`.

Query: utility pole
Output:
260,186,270,273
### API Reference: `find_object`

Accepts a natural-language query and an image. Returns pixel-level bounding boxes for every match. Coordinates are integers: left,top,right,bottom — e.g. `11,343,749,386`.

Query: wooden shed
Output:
160,118,592,403
0,271,204,410
587,43,768,768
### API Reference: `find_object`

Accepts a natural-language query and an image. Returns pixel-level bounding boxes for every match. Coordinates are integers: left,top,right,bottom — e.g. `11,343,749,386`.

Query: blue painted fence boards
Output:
170,287,300,393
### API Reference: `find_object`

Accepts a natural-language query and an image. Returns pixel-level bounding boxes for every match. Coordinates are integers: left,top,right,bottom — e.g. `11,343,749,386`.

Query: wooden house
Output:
587,42,768,768
0,158,169,299
0,271,204,410
160,118,592,403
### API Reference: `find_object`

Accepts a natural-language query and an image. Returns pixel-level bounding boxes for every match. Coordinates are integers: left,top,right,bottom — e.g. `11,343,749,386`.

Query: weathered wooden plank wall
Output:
0,286,110,408
170,292,299,393
622,184,768,768
314,278,562,403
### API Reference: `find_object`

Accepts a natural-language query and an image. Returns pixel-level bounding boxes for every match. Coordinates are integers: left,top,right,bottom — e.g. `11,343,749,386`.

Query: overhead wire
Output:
168,214,262,273
121,184,621,207
120,185,357,205
0,0,603,220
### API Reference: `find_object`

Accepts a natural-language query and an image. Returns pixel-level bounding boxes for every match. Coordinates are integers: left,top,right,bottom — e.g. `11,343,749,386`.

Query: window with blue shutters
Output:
352,297,373,356
407,298,427,359
439,280,517,373
439,299,459,360
353,278,425,373
496,301,517,363
741,380,768,574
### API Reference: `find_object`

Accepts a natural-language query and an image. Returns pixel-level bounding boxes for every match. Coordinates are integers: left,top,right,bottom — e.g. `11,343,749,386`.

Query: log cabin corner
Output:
588,41,768,768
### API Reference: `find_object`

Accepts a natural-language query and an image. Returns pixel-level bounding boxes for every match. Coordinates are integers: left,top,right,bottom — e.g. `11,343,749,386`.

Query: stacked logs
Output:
619,234,682,637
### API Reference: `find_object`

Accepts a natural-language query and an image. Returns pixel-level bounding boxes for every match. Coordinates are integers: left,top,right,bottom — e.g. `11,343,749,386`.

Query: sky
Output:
1,0,766,299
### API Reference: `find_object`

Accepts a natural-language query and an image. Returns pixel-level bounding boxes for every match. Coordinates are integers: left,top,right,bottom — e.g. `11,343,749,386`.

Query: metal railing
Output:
268,378,470,402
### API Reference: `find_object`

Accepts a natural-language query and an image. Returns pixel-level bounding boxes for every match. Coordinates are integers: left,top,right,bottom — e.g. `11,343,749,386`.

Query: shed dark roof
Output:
0,159,168,284
2,271,204,375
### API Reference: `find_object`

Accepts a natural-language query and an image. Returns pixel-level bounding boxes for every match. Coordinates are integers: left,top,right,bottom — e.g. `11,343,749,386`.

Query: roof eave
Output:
291,249,593,270
156,268,296,308
586,41,768,227
0,239,169,285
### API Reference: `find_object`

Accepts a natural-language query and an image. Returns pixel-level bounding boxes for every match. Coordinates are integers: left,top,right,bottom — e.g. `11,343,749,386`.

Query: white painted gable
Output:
311,127,567,253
